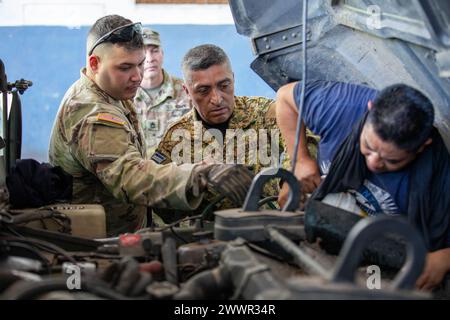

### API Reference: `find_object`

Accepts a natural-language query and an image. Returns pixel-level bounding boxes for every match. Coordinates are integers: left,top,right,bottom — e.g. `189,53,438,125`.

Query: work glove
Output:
191,163,254,206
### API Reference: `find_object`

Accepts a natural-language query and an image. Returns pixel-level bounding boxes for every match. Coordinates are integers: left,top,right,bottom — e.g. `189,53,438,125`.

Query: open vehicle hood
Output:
229,0,450,147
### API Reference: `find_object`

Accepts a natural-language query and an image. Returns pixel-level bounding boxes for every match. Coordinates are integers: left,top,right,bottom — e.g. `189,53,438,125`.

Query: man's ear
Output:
417,138,433,153
368,100,373,110
182,83,191,98
89,55,100,73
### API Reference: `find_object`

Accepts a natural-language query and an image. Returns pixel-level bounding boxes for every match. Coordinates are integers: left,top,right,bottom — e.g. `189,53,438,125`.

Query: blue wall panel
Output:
0,25,274,161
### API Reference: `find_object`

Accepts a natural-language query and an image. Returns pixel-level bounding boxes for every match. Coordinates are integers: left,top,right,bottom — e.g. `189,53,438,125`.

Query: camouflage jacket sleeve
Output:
70,109,202,210
152,121,184,165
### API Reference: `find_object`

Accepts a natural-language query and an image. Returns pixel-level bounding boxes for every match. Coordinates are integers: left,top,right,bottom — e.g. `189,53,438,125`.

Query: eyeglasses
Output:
88,22,143,56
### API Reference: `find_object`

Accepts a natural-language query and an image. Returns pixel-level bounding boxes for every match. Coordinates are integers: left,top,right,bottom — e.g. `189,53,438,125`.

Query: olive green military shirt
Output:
48,69,202,236
134,69,191,157
153,96,284,215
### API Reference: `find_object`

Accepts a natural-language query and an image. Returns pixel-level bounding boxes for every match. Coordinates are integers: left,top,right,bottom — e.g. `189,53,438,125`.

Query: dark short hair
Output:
182,44,231,81
367,84,434,152
87,15,143,55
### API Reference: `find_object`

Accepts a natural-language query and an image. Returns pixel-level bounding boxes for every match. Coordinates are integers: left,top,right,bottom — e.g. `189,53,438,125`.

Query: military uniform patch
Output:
133,70,191,152
151,151,167,164
97,113,125,125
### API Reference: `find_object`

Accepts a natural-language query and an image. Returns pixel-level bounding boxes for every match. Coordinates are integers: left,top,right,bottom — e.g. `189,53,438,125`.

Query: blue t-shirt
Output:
294,81,410,216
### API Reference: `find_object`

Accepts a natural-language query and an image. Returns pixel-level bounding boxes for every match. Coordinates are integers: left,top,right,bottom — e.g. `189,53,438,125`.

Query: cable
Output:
258,196,279,209
157,214,202,232
4,242,52,273
0,235,78,265
169,226,189,244
0,230,58,256
4,225,24,237
245,242,286,263
135,213,203,235
291,0,309,173
201,194,226,221
137,195,227,236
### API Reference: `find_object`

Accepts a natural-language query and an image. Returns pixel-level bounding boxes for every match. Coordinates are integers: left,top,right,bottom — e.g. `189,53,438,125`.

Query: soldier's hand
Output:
191,163,254,206
278,181,308,210
416,249,450,291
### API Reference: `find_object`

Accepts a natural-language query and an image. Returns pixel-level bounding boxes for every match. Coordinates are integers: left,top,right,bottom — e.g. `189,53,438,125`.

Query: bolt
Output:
282,35,287,40
292,33,297,38
263,37,268,42
265,45,271,49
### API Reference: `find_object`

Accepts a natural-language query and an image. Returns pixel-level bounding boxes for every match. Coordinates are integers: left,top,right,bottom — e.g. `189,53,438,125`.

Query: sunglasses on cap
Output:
88,22,143,56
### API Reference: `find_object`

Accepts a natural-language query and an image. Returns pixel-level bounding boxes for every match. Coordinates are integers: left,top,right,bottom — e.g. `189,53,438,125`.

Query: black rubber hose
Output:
258,196,279,209
0,235,77,264
1,277,129,300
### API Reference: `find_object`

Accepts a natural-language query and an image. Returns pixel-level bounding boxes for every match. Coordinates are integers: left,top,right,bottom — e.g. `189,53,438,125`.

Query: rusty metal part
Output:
178,239,227,266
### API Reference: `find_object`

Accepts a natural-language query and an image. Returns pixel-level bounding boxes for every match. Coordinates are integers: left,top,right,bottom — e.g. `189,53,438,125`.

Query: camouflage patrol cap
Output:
142,28,161,46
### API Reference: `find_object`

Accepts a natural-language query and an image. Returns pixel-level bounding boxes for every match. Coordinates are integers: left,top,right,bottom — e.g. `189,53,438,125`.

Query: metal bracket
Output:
436,50,450,78
242,167,301,212
252,24,311,56
330,216,427,290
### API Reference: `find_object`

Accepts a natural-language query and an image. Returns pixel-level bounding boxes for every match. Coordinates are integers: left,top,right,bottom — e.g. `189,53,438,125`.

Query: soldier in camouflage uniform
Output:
134,28,191,157
154,44,318,216
48,16,254,236
155,96,281,210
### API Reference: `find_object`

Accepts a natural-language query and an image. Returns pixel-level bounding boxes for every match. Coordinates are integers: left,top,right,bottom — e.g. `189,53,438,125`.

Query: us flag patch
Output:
97,113,125,125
